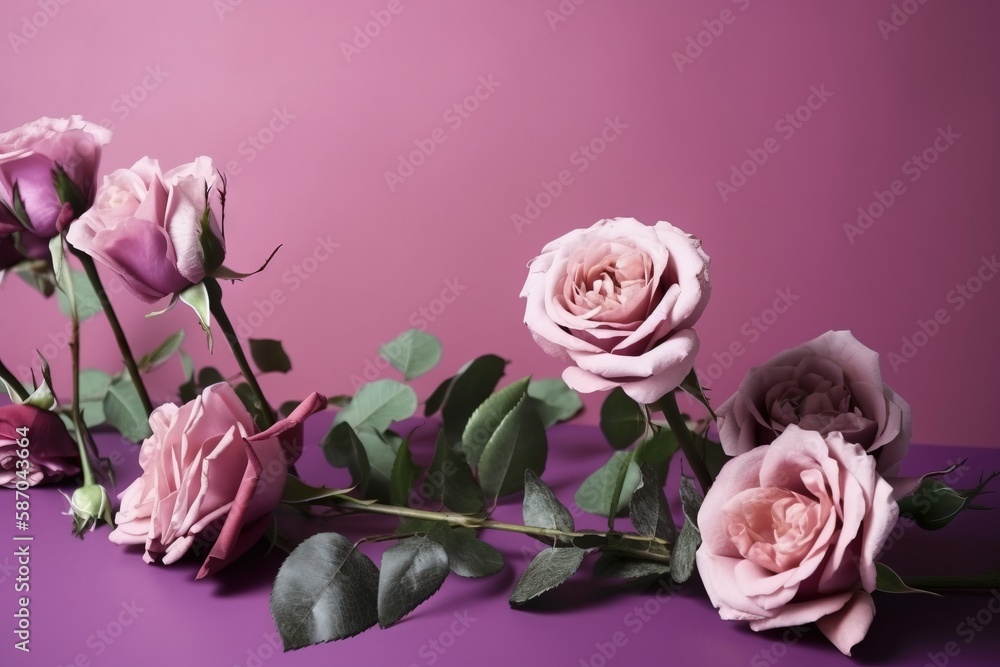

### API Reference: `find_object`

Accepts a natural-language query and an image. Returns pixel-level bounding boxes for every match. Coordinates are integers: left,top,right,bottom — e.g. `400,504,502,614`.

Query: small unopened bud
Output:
66,484,115,537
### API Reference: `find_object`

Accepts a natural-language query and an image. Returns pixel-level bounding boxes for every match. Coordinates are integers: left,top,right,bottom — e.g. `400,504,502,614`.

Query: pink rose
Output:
66,156,226,303
0,116,113,237
108,383,325,578
717,330,911,474
1,404,81,488
520,217,711,404
696,425,898,656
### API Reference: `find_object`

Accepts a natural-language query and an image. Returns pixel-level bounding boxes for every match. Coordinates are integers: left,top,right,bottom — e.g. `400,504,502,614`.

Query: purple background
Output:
2,417,1000,666
0,0,999,446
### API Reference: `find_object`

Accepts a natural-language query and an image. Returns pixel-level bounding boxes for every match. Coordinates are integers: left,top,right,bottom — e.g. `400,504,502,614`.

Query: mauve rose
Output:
520,217,711,404
696,425,898,656
717,330,911,474
66,156,226,303
0,116,113,237
108,383,325,578
1,404,81,488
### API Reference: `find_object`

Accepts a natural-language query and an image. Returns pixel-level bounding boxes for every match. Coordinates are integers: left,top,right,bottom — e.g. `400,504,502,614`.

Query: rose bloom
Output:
0,116,112,237
717,330,911,474
66,156,225,303
0,404,81,488
696,425,898,656
109,383,325,578
520,217,711,404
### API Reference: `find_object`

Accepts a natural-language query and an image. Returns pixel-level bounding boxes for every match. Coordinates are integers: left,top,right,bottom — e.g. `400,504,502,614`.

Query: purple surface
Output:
3,416,1000,667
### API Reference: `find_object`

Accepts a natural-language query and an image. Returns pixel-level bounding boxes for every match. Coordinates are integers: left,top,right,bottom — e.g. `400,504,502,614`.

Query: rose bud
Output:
0,116,113,237
66,156,226,303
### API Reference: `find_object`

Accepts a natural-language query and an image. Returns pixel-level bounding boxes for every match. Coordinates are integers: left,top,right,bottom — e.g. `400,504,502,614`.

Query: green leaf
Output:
636,427,680,484
630,463,676,542
461,377,530,467
197,366,225,389
55,267,102,320
874,563,940,596
600,387,646,449
78,369,112,427
379,329,442,381
679,368,716,420
179,281,212,350
12,261,57,297
51,163,88,218
440,354,507,442
522,469,574,532
593,552,671,580
234,382,269,431
333,379,417,433
280,476,355,504
270,533,379,650
575,451,641,518
424,376,453,417
509,547,584,607
135,331,186,374
103,376,152,442
477,394,547,503
249,338,292,374
527,378,583,428
351,428,401,502
696,432,730,480
178,350,197,402
10,182,31,228
321,422,371,495
389,433,419,507
425,431,483,514
425,524,504,578
671,475,704,584
377,537,450,628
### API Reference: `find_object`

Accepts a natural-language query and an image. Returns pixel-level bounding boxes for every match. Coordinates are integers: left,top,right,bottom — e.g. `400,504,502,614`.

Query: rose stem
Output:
67,297,95,487
322,495,672,565
901,574,1000,590
0,356,30,402
71,249,154,419
204,277,276,430
654,391,713,494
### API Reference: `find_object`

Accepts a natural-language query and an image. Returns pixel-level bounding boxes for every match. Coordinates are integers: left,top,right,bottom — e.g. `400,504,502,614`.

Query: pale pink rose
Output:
696,425,898,656
66,156,225,303
0,116,113,237
717,330,911,474
108,383,325,577
0,404,81,488
520,217,711,404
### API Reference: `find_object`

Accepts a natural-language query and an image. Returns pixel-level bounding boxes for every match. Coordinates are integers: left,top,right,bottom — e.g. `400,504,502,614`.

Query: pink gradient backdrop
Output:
1,0,998,446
